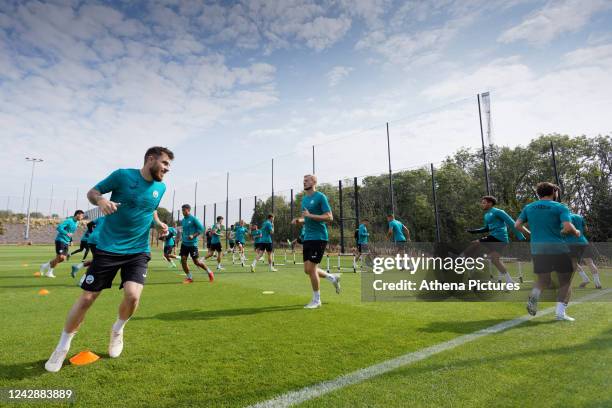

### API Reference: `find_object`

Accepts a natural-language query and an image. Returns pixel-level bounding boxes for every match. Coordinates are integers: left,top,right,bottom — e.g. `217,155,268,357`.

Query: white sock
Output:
57,330,75,351
325,274,336,283
43,262,50,268
187,272,192,279
312,290,320,302
503,272,514,284
594,273,602,286
112,318,128,333
555,302,566,316
252,259,257,267
578,269,590,283
76,262,84,270
48,268,54,274
530,287,541,299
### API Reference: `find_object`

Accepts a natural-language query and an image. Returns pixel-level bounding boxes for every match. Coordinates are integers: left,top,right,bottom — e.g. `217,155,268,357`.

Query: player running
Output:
292,174,340,309
45,146,173,372
566,211,602,289
40,210,85,278
259,214,277,272
205,216,225,270
180,204,213,283
161,226,178,268
386,214,410,250
234,220,248,266
227,224,236,258
70,216,104,279
250,224,263,272
515,182,580,321
464,196,526,283
70,220,94,260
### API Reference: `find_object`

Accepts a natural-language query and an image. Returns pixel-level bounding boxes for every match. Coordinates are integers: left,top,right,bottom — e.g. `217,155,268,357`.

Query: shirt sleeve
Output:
194,218,204,233
518,208,528,222
498,209,525,240
56,220,69,233
558,204,571,223
320,194,331,213
94,169,122,195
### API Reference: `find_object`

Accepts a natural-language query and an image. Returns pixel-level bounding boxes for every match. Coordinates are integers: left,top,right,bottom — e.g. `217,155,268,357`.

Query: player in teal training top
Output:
515,182,580,321
180,204,212,283
250,224,263,273
71,216,104,279
45,147,173,373
291,174,340,309
70,220,94,260
465,196,526,284
40,210,85,278
251,214,277,272
234,220,248,266
386,214,410,246
566,212,602,289
205,216,226,271
161,226,178,268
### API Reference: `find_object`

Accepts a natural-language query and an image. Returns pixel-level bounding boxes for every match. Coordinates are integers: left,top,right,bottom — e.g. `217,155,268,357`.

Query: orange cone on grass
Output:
38,289,50,295
69,350,100,366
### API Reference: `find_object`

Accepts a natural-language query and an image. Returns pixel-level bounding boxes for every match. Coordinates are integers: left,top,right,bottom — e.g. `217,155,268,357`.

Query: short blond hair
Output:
304,174,318,184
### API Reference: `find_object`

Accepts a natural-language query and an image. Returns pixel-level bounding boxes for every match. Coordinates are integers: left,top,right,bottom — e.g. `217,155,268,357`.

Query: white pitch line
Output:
249,289,612,408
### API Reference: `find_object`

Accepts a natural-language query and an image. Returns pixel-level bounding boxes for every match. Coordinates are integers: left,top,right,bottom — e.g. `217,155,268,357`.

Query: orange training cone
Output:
33,272,41,277
69,350,100,366
38,289,50,295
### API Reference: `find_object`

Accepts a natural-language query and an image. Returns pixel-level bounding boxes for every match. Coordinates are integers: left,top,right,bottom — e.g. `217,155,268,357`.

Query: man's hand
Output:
302,209,311,219
158,222,168,236
97,197,119,215
188,235,194,240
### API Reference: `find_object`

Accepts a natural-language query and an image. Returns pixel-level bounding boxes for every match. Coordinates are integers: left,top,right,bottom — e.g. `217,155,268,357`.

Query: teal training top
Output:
388,219,406,242
87,217,105,246
358,223,369,244
94,168,165,254
181,215,204,246
210,224,225,245
55,217,78,244
564,213,588,245
235,226,247,242
165,227,177,247
518,200,572,254
481,207,525,242
302,191,332,241
260,220,273,243
251,229,262,243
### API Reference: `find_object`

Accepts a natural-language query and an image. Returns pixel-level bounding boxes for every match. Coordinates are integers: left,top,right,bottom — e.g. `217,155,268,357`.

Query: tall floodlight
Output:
24,157,43,240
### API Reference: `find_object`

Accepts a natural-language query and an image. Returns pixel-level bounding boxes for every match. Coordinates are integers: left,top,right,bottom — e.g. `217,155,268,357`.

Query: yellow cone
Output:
38,289,50,296
33,272,41,277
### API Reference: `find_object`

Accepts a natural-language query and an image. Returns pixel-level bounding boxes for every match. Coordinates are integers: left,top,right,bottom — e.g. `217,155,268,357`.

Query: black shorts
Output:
164,245,173,256
394,241,407,252
569,244,593,261
256,242,273,252
229,242,235,249
88,243,97,255
55,241,69,256
357,243,369,253
303,240,327,264
533,253,573,274
79,241,88,250
478,235,507,253
180,244,199,259
209,243,222,252
206,241,211,249
81,249,150,292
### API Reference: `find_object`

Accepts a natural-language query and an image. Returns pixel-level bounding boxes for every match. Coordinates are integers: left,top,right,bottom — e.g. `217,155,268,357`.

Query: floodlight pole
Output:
312,145,315,174
49,185,54,218
271,159,275,214
194,182,198,216
171,189,175,225
477,93,491,195
225,172,229,247
24,157,43,240
386,122,395,215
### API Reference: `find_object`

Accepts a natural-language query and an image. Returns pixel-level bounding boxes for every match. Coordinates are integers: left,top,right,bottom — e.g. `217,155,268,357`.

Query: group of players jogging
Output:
40,146,603,373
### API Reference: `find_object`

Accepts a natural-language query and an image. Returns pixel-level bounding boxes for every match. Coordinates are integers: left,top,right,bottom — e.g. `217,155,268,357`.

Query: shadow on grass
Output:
418,318,558,334
133,304,304,321
0,359,48,380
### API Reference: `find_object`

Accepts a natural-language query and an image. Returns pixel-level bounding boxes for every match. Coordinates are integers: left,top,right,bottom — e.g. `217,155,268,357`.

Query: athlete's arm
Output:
87,188,119,215
514,219,531,239
302,209,332,222
153,211,169,235
561,221,580,237
467,226,489,234
499,210,525,240
403,225,411,241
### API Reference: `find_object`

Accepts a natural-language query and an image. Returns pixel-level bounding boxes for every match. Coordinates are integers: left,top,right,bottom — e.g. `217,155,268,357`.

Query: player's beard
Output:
150,163,165,181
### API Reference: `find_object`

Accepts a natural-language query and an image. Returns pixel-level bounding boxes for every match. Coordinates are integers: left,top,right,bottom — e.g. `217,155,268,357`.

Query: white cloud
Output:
498,0,612,45
562,43,612,67
326,65,353,87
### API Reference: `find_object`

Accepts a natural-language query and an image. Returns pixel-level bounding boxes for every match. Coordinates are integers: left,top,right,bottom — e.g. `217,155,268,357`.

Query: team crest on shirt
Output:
85,275,94,284
152,190,159,198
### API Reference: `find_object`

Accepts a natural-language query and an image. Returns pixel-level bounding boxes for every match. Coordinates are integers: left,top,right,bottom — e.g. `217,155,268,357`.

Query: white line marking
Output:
248,289,612,408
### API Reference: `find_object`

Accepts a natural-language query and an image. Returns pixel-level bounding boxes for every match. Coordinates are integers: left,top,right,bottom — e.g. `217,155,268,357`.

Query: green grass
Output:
0,245,610,407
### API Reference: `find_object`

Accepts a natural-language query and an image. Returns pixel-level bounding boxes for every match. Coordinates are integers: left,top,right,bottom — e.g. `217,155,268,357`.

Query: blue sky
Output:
1,0,611,223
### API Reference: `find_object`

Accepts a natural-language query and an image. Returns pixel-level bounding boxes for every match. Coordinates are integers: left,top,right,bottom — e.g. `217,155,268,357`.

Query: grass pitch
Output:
0,245,610,407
